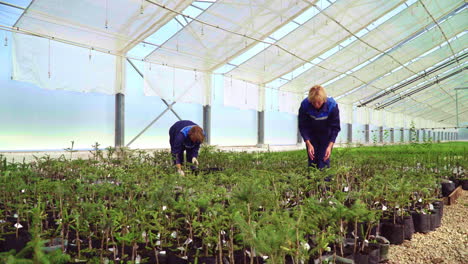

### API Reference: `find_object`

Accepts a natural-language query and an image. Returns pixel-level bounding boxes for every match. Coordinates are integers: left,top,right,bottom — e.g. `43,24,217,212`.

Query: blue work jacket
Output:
298,97,341,143
169,120,202,164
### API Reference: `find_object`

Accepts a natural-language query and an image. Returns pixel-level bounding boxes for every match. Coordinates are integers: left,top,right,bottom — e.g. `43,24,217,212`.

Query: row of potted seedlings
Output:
0,143,466,263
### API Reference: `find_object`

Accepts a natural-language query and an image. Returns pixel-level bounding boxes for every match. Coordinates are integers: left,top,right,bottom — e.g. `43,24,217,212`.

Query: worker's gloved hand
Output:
177,169,185,176
191,157,199,166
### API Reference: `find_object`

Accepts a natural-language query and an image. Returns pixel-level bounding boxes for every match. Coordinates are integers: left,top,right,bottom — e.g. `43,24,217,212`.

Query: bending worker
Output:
298,85,341,169
169,120,205,176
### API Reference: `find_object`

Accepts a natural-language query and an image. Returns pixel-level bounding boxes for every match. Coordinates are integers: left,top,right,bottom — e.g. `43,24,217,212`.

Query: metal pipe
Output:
456,89,459,127
115,93,125,147
126,102,176,147
203,105,211,145
376,66,467,109
360,52,468,107
0,1,26,10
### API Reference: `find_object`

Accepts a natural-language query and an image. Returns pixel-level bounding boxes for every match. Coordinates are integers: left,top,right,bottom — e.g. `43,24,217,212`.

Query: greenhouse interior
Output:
0,0,467,263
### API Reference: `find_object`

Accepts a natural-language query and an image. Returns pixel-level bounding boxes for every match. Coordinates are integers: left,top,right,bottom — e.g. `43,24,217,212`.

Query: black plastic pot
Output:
379,222,405,245
402,215,414,240
411,212,431,233
353,252,369,264
374,236,390,263
367,244,380,264
461,179,468,190
449,177,460,187
441,181,456,197
429,210,440,230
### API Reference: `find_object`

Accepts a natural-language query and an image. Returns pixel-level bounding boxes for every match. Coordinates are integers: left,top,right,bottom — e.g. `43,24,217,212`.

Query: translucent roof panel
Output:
0,1,31,25
278,0,464,94
380,66,467,117
343,39,468,103
144,0,311,71
331,10,467,104
15,0,193,53
228,0,406,84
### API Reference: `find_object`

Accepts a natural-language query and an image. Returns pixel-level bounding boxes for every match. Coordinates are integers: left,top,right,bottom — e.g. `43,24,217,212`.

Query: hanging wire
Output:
140,0,144,15
89,47,93,61
280,0,283,23
105,0,109,29
4,33,7,47
201,24,204,36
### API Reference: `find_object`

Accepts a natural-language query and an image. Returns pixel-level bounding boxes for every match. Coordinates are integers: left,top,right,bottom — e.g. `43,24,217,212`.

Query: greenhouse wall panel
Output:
264,111,297,145
210,105,257,146
0,32,114,151
352,123,367,144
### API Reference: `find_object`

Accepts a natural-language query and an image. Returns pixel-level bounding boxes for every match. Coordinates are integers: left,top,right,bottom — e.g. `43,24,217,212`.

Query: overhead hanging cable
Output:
142,0,384,91
340,5,466,105
4,0,441,98
0,24,215,73
6,0,463,106
309,0,459,105
418,0,461,69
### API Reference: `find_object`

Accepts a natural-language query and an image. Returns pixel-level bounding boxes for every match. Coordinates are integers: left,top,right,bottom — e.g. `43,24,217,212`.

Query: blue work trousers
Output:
306,134,330,169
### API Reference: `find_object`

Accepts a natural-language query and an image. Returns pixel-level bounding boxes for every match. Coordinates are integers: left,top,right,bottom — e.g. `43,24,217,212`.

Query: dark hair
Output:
189,126,204,144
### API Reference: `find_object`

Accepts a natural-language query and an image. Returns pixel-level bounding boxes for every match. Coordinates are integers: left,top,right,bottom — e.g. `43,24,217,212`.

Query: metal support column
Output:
390,128,394,143
379,126,383,143
347,123,352,143
416,130,420,142
456,89,459,127
365,124,370,143
115,56,126,148
400,128,404,143
115,93,125,148
203,105,211,145
257,111,265,147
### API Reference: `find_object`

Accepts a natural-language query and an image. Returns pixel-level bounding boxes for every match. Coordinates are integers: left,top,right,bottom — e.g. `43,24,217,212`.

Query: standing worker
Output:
169,120,205,176
298,85,340,169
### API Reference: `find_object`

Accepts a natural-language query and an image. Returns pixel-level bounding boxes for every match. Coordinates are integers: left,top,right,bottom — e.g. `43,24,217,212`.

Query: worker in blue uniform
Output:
298,85,341,169
169,120,205,176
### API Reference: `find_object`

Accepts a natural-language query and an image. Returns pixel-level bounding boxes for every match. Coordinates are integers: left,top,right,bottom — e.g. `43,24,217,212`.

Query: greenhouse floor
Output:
388,190,468,264
2,141,460,163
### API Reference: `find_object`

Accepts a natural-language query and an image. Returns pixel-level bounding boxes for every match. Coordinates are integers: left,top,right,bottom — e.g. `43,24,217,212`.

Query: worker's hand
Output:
306,141,315,160
177,169,185,176
324,146,332,161
191,157,199,166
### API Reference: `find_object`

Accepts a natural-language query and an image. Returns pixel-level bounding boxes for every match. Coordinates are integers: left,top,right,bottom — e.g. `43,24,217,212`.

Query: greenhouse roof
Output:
1,0,467,125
